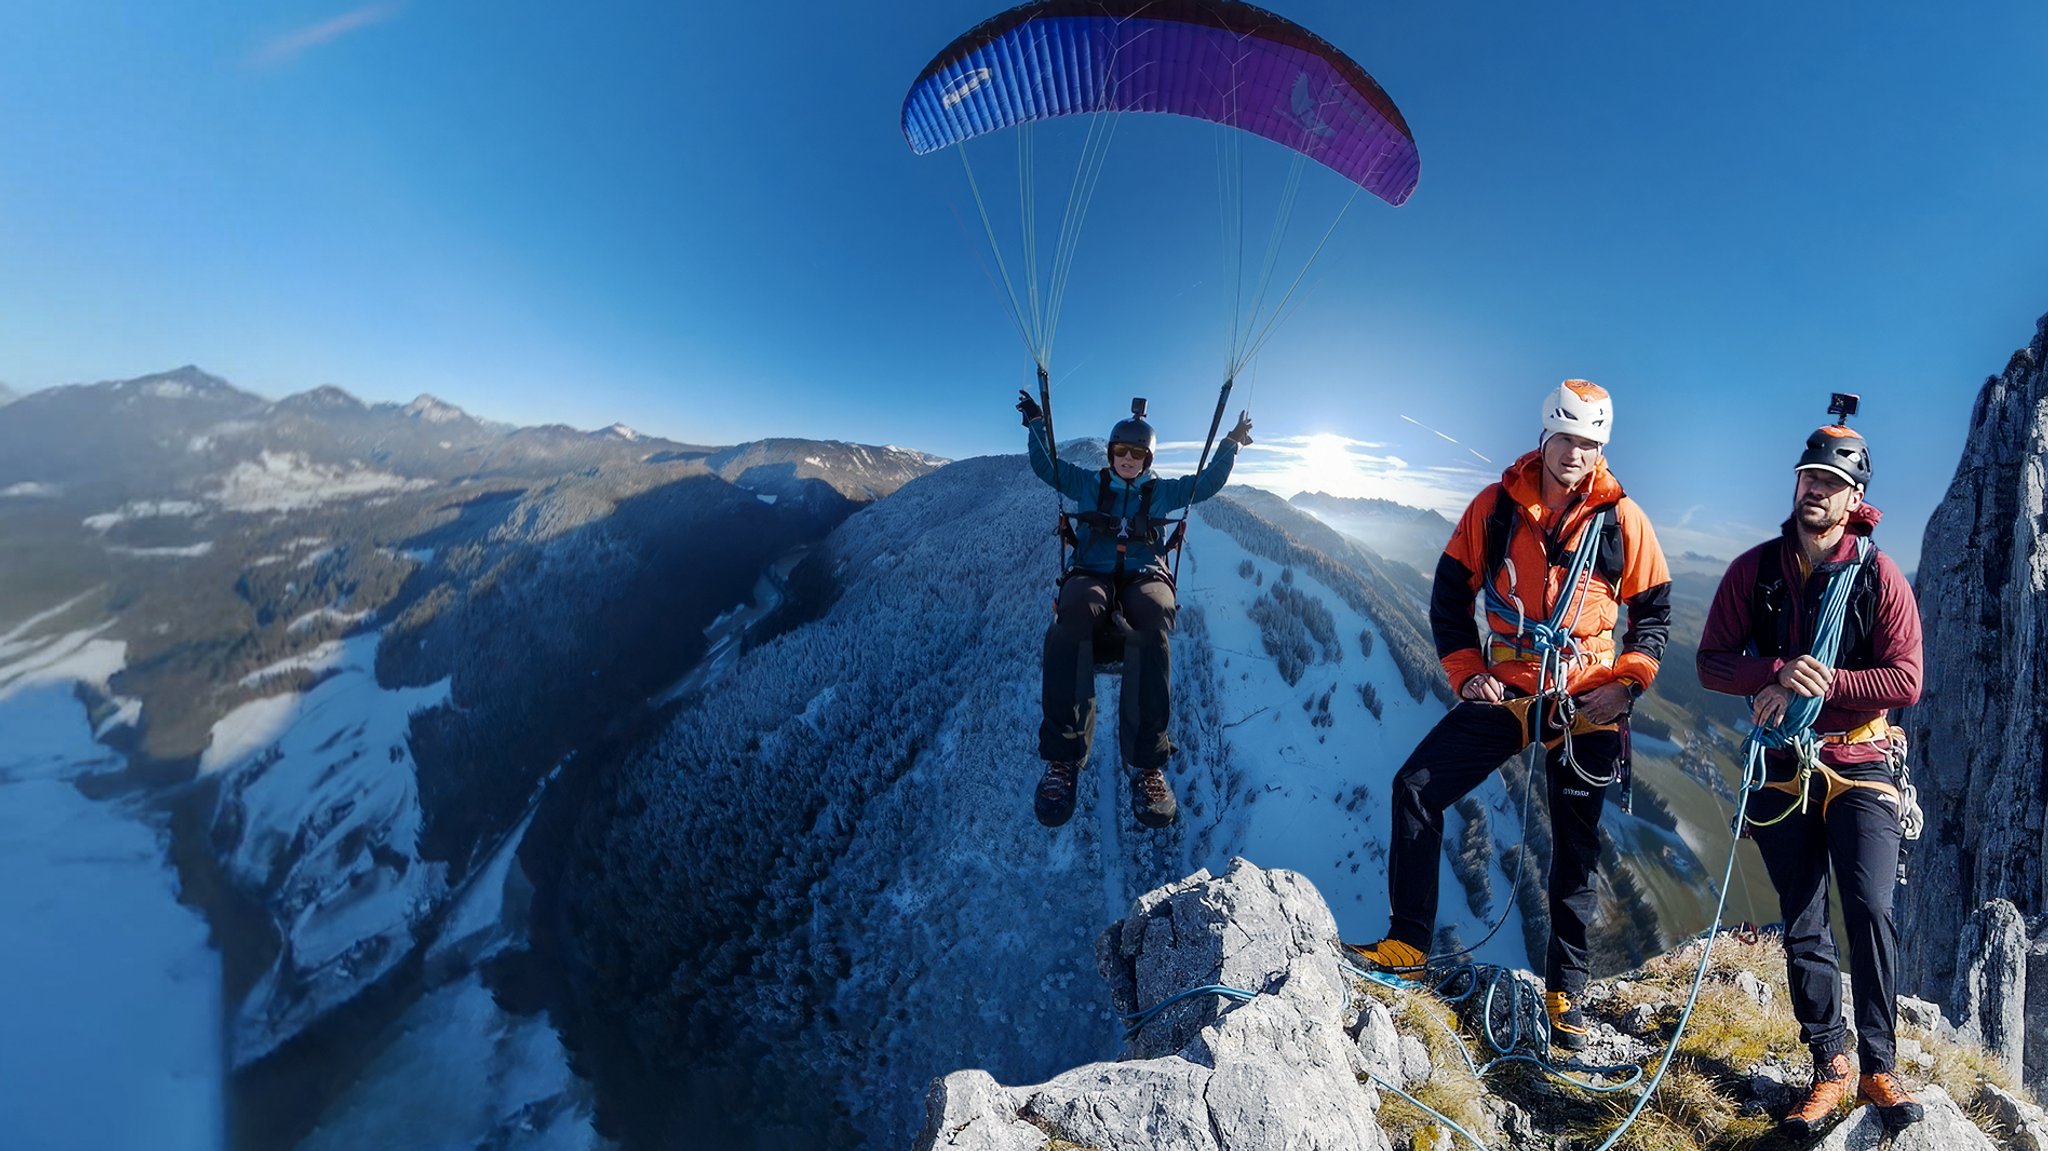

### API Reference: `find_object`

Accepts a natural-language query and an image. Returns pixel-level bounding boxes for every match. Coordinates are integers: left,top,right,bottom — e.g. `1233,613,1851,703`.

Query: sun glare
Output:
1300,433,1358,494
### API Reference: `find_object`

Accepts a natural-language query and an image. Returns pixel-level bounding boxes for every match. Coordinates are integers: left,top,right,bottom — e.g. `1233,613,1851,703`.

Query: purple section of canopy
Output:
902,7,1418,205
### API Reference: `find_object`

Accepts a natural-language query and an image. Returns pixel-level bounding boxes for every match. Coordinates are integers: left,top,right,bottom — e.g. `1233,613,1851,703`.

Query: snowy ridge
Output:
210,450,432,512
574,452,1524,1146
202,631,454,1064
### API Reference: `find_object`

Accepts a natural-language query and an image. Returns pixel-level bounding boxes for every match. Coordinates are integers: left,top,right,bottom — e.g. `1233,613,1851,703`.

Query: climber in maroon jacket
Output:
1697,419,1925,1137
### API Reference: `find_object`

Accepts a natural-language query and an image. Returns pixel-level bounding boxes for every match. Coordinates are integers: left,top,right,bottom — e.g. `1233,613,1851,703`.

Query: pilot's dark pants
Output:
1038,570,1176,770
1382,700,1619,996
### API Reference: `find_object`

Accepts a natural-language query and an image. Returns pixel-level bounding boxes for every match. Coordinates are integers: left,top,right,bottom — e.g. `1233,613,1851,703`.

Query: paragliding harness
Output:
1740,534,1926,880
1039,389,1233,670
1054,469,1182,668
1477,488,1635,807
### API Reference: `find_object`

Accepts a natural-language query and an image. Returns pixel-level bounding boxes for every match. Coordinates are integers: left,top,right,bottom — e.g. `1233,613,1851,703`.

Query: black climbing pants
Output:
1383,700,1618,996
1747,761,1904,1072
1038,571,1176,770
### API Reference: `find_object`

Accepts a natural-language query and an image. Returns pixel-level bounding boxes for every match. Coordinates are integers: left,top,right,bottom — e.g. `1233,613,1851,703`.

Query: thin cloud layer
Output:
250,3,401,68
1152,432,1489,516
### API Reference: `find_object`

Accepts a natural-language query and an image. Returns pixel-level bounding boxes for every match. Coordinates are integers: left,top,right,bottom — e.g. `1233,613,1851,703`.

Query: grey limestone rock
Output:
1896,994,1951,1037
1900,312,2048,1093
1956,899,2029,1070
916,859,1392,1151
1980,1082,2048,1151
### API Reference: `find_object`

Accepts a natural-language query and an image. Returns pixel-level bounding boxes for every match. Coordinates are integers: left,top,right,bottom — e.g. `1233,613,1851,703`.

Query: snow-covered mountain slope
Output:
567,451,1697,1148
0,617,219,1151
0,368,949,1150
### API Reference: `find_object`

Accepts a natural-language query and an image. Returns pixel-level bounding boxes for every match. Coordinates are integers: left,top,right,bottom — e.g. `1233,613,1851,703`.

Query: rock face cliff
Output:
1900,314,2048,1080
919,861,2041,1151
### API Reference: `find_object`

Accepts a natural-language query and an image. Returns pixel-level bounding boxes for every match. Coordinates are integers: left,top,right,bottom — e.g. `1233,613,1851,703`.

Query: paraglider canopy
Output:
902,0,1419,206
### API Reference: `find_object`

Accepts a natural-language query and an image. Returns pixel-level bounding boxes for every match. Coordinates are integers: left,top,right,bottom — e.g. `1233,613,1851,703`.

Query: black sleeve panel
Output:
1430,552,1483,660
1619,580,1672,664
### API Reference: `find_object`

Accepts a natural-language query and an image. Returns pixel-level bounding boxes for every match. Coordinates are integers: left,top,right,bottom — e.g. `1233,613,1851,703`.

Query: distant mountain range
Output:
0,366,945,1151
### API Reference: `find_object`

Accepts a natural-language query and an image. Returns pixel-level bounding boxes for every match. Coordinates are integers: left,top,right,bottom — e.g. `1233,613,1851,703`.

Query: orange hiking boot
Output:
1779,1052,1852,1137
1346,937,1427,972
1858,1069,1925,1131
1545,990,1589,1052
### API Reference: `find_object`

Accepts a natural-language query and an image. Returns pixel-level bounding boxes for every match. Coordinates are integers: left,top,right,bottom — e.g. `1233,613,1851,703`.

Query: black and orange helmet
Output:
1796,424,1872,489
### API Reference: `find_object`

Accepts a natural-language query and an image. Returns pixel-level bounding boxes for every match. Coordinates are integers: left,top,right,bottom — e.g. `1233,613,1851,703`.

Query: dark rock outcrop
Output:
1899,313,2048,1085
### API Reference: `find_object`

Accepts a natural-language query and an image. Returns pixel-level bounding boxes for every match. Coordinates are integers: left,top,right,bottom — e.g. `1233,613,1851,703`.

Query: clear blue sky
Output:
6,2,2048,570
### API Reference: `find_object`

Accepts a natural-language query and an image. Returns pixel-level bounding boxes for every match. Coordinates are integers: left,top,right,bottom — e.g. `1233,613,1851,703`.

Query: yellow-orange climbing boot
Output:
1346,938,1427,972
1545,990,1589,1052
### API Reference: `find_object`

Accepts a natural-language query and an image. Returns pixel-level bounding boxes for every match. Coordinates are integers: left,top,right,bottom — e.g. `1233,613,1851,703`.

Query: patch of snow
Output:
212,452,433,513
287,607,375,635
2,481,56,498
803,455,825,467
144,380,194,399
0,591,99,663
430,804,538,970
400,547,434,564
296,974,606,1151
1175,512,1530,968
188,435,212,452
438,440,453,450
82,500,205,532
0,622,123,698
0,635,222,1151
297,545,337,568
95,696,144,737
201,631,452,1064
109,543,214,558
231,639,351,693
757,492,779,505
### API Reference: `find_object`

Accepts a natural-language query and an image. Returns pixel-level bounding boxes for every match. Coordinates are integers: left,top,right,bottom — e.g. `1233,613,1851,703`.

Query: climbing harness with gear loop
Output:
1479,495,1635,808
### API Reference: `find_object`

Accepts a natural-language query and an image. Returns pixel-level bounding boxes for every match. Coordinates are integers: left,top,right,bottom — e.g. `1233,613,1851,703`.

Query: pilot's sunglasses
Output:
1110,444,1149,460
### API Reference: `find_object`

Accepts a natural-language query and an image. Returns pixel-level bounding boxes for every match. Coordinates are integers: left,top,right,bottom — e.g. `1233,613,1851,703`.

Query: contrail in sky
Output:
1400,414,1491,464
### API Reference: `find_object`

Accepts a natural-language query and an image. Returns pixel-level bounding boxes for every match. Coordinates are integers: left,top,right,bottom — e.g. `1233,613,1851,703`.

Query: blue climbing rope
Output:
1583,536,1872,1151
1120,984,1261,1038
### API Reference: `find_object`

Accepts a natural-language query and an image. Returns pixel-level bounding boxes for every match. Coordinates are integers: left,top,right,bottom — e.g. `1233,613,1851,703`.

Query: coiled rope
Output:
1338,532,1876,1149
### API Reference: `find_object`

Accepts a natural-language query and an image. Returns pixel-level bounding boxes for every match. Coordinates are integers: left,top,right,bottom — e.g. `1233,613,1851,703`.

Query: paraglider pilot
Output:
1017,390,1252,829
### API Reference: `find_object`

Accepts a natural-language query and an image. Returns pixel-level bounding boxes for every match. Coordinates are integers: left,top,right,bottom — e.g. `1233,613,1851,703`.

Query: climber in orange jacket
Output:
1352,380,1672,1053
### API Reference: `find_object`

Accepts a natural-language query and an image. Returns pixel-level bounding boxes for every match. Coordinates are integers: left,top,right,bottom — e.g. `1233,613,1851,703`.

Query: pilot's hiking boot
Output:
1858,1069,1925,1131
1131,766,1178,828
1346,937,1427,972
1779,1051,1853,1138
1034,761,1080,827
1545,990,1589,1052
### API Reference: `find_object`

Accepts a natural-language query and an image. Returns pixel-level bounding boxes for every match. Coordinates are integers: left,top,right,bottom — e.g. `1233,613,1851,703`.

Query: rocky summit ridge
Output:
918,860,2048,1151
1899,313,2048,1093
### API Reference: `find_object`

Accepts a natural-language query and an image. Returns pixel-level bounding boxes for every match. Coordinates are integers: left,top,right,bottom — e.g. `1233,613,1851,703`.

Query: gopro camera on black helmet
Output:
1797,393,1873,488
1109,397,1157,455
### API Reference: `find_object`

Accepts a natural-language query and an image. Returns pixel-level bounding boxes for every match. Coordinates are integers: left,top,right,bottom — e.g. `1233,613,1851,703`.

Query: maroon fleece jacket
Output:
1696,504,1922,772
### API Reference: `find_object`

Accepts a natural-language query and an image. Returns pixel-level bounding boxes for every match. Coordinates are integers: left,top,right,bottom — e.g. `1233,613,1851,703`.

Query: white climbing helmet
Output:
1540,379,1613,446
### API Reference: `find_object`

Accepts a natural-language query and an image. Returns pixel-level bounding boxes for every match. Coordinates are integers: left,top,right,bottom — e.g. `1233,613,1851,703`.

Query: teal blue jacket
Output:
1026,418,1240,576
